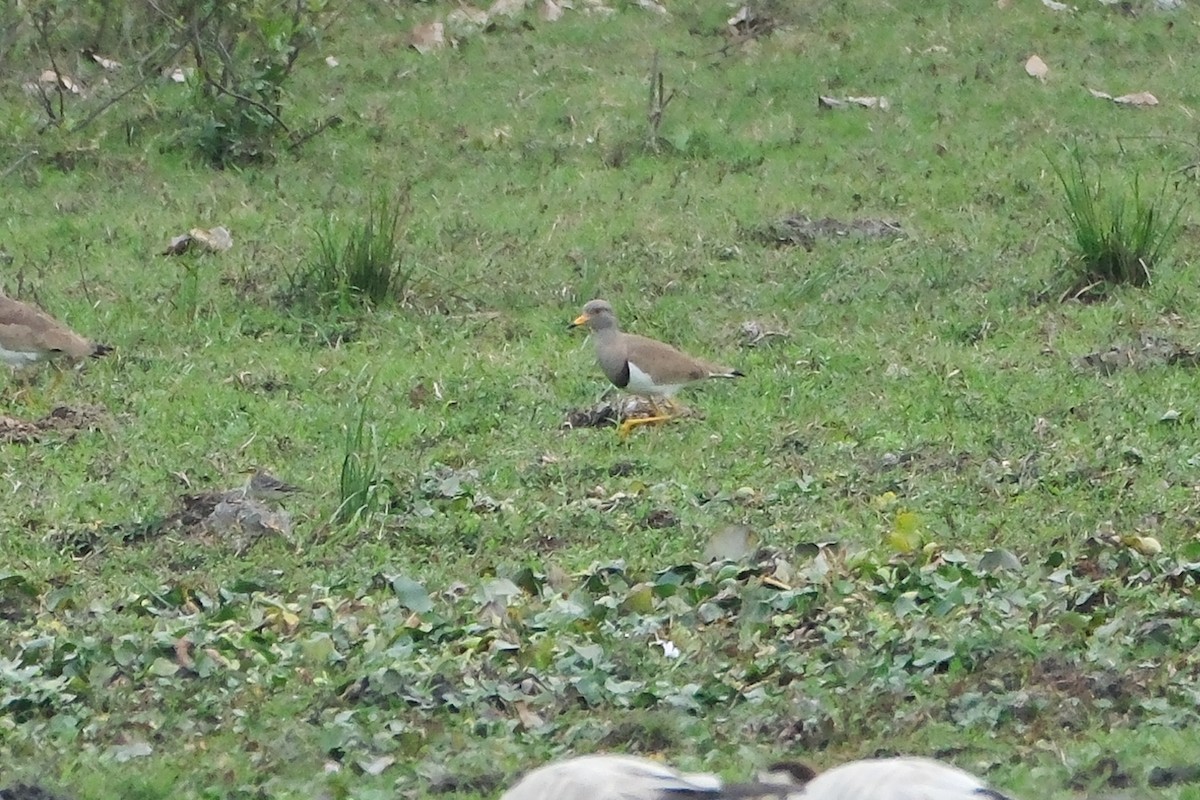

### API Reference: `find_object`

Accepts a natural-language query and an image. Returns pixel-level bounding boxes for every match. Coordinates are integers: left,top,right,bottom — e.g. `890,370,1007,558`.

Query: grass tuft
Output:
291,192,409,310
335,387,388,525
1051,145,1183,300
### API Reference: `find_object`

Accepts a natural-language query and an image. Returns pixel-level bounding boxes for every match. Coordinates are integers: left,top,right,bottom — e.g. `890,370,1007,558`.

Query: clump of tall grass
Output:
291,192,410,309
335,384,391,525
1052,146,1183,301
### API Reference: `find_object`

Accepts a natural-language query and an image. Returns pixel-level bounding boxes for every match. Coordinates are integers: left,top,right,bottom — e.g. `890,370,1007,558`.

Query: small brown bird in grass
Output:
569,299,743,437
0,292,110,371
0,292,110,400
240,469,305,504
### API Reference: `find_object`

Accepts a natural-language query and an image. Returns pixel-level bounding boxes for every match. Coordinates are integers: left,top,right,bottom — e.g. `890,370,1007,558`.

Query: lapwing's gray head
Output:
569,299,618,332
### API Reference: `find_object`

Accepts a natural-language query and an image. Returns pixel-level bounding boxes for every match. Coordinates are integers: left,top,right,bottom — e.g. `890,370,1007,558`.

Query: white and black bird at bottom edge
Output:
498,753,1017,800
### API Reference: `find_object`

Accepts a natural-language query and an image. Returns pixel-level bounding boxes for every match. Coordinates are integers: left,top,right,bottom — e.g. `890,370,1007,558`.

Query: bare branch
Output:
70,39,190,134
203,77,291,132
0,149,39,183
645,51,674,150
31,8,67,126
287,115,343,153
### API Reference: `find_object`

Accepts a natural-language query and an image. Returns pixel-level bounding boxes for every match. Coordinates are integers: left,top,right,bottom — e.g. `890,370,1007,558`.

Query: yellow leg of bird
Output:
45,367,66,404
616,413,674,439
615,396,682,438
4,369,38,408
14,369,66,411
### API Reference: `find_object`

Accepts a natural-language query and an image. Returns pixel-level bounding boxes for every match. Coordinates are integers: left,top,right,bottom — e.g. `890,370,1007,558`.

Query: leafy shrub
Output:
4,0,330,167
168,0,328,168
1052,146,1183,300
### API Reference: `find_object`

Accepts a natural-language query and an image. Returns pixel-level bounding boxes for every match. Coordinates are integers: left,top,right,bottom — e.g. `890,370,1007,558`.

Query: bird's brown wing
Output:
623,333,737,384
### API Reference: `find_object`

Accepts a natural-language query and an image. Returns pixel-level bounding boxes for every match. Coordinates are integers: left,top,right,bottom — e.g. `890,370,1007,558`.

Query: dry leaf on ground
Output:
174,638,194,669
86,51,122,71
1113,91,1159,106
704,524,759,562
190,226,233,252
489,0,527,16
818,95,890,110
446,5,489,34
161,226,233,256
581,0,616,15
635,0,669,14
409,21,446,54
1041,0,1071,9
1088,88,1158,107
728,5,752,27
38,70,83,94
1025,54,1049,81
513,701,545,730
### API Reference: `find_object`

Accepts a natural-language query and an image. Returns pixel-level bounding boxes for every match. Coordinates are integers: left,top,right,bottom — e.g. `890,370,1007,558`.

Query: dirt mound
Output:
0,405,108,444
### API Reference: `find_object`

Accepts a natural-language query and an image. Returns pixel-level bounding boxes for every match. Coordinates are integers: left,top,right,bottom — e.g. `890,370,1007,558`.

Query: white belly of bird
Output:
0,346,46,368
626,361,682,396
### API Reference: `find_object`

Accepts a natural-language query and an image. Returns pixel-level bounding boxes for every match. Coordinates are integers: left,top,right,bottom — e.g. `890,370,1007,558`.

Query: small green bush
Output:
1052,146,1183,299
4,0,329,166
172,0,328,168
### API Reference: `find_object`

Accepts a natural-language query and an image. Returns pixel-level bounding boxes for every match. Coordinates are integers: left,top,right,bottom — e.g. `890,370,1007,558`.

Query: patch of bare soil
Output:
599,717,681,752
737,319,788,347
1150,765,1200,788
846,447,977,499
875,448,975,476
0,785,73,800
1068,756,1133,791
756,213,905,250
642,508,679,529
1076,331,1200,375
563,397,666,430
426,772,503,797
0,416,38,443
161,491,229,532
161,490,295,554
55,489,295,557
0,404,108,444
1030,658,1143,712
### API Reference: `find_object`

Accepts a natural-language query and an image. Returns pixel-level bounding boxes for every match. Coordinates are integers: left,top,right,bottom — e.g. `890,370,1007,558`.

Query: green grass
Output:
336,382,389,524
1052,143,1184,297
294,192,409,310
2,1,1200,798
